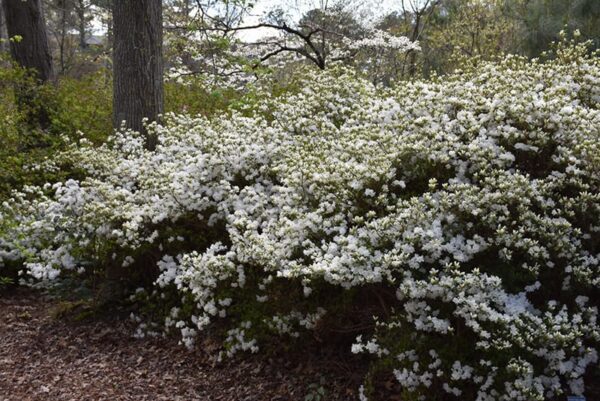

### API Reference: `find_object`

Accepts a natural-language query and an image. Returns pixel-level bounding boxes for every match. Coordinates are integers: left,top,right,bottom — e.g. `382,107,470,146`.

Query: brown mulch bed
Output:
0,289,365,401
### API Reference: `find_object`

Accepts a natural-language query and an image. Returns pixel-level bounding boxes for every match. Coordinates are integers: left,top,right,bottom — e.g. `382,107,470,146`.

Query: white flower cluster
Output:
267,308,327,337
1,41,599,399
221,321,259,359
344,29,421,52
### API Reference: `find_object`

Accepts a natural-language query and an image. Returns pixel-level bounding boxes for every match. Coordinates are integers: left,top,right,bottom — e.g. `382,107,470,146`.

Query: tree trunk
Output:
58,0,68,74
2,0,53,82
0,0,9,53
112,0,163,150
76,0,87,49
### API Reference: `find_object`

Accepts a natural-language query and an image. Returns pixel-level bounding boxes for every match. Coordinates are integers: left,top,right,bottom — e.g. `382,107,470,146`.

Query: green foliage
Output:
0,55,61,197
165,80,239,117
371,0,600,78
423,0,519,75
0,275,14,290
50,70,112,145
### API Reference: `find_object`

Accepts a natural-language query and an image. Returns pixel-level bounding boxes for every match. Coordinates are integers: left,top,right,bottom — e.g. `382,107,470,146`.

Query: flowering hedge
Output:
1,39,599,400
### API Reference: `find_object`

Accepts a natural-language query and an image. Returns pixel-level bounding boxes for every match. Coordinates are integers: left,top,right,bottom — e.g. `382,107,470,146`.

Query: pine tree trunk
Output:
2,0,53,82
112,0,163,150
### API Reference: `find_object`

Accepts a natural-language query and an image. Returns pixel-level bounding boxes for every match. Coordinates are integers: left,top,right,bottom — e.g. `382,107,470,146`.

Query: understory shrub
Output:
0,59,112,200
50,70,113,145
1,38,599,400
0,53,62,198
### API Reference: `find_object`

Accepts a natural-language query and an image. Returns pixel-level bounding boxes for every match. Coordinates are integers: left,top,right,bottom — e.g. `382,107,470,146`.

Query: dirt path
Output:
0,290,362,401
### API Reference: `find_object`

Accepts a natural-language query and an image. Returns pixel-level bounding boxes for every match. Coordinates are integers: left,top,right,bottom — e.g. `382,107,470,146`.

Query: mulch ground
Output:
0,289,365,401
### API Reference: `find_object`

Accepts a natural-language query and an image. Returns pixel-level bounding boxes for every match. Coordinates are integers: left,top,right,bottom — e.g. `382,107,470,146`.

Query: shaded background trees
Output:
3,0,598,91
44,0,94,74
512,0,600,57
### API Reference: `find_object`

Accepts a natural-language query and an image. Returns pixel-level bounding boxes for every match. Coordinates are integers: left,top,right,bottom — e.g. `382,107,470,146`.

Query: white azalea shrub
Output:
1,39,600,400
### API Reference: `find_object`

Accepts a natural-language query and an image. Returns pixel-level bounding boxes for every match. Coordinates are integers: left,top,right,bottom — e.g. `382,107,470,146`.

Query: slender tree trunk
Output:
58,0,68,74
112,0,163,150
407,12,421,77
76,0,87,49
2,0,53,82
103,1,113,50
0,0,9,53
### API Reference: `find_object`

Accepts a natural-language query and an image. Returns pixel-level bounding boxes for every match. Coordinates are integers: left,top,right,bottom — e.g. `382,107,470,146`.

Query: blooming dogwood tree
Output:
165,1,419,88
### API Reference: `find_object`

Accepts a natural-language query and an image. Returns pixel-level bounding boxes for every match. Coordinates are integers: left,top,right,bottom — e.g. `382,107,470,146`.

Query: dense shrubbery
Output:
0,56,111,199
1,38,599,400
0,55,57,197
